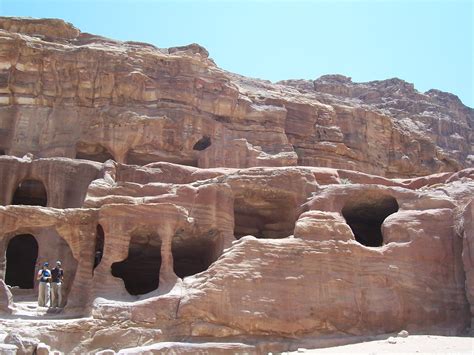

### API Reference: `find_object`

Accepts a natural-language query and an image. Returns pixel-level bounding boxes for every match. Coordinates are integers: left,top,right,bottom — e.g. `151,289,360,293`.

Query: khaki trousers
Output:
38,282,50,307
51,282,62,308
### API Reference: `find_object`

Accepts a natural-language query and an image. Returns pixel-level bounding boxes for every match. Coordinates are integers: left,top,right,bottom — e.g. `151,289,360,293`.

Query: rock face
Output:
0,18,472,177
462,200,474,330
0,17,473,354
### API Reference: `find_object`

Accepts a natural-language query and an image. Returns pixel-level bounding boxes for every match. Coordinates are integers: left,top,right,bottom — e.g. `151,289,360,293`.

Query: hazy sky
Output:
1,0,473,107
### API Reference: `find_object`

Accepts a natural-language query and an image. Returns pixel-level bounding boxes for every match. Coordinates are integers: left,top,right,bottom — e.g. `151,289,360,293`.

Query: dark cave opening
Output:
11,179,48,207
172,236,218,279
94,225,105,270
341,193,399,247
5,234,38,289
75,142,115,163
0,149,5,155
233,193,297,239
111,233,161,295
193,136,211,151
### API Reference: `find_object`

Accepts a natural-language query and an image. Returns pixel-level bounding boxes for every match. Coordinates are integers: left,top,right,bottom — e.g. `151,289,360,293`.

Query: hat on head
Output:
43,262,49,266
56,260,61,266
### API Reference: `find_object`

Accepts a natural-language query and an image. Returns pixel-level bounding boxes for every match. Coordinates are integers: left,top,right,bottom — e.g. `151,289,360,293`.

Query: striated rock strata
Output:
0,17,472,177
0,17,473,354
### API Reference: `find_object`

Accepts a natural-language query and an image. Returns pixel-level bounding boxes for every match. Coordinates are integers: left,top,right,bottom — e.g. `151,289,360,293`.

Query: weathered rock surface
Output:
462,200,474,330
0,156,472,353
0,16,473,354
0,17,472,177
0,279,13,314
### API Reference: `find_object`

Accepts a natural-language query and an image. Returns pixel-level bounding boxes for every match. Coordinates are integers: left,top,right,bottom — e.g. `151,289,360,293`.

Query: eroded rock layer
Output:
0,17,472,177
0,17,473,354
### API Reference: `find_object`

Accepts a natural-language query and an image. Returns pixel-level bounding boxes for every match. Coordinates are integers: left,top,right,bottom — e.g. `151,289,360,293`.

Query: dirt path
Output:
288,335,474,354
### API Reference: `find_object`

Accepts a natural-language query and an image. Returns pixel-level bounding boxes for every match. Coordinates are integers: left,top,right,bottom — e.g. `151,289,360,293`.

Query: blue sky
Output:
0,0,472,107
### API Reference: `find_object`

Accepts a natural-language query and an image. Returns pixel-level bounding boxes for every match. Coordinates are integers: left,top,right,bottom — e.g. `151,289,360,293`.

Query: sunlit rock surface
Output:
0,17,473,354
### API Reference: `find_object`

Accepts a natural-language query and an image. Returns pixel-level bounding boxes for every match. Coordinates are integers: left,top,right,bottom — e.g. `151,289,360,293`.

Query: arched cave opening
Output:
11,179,48,207
341,193,399,247
193,136,211,151
94,225,105,270
172,234,219,279
5,234,38,289
75,142,115,163
111,233,161,295
233,192,297,239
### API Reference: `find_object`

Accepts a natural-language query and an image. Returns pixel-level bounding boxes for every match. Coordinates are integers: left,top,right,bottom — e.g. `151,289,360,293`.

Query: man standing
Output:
36,262,51,307
51,260,64,308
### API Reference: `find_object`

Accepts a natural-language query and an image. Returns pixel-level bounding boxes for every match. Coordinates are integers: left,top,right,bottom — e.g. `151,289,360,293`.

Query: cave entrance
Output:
75,142,114,163
172,233,219,278
5,234,38,289
0,149,5,155
111,233,161,295
193,136,211,151
11,180,47,206
94,225,105,270
341,193,399,247
233,192,297,239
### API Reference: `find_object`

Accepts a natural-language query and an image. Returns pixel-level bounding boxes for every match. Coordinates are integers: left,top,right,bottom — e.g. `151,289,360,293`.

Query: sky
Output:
0,0,472,107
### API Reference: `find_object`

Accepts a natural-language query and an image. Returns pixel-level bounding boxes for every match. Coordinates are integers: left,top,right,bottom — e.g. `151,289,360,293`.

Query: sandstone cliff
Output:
0,17,471,177
0,17,473,354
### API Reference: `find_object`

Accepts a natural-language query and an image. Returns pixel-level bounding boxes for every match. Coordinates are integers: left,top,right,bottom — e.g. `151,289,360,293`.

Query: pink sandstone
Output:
0,17,472,354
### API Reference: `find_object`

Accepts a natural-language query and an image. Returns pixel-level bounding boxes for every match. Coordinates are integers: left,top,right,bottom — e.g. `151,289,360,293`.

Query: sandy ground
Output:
287,335,474,354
